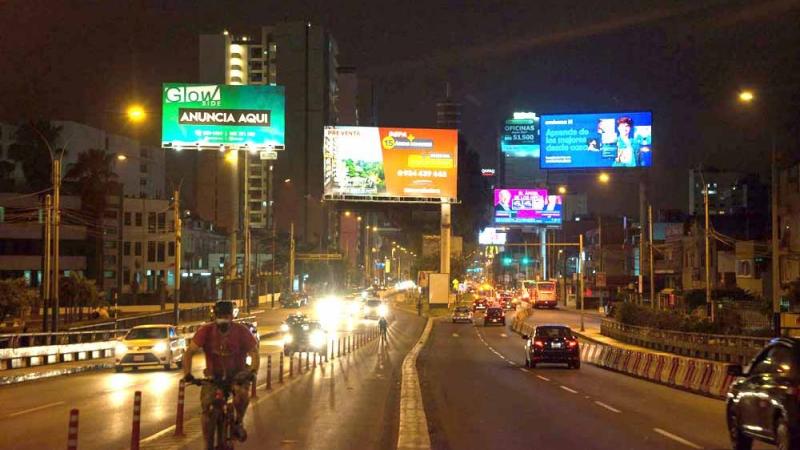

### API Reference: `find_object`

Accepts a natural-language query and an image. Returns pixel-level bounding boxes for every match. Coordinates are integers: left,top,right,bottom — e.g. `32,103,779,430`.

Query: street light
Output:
126,104,146,123
116,154,128,161
284,178,291,183
598,172,610,184
738,90,755,103
558,185,567,195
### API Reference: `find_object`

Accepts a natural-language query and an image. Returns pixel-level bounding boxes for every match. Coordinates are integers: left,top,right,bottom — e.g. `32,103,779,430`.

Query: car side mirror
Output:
522,334,529,340
727,364,744,377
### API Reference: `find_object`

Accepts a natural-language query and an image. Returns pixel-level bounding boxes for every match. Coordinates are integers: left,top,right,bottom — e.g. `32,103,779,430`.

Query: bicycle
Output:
188,377,249,450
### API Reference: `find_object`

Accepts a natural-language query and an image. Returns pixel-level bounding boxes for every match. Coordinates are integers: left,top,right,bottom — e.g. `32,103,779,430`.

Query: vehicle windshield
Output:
535,327,571,339
125,328,168,340
487,308,502,315
455,307,470,313
538,282,555,291
366,300,382,307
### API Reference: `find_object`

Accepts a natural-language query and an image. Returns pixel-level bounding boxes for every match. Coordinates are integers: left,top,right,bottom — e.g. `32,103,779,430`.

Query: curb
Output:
0,362,114,386
396,317,433,450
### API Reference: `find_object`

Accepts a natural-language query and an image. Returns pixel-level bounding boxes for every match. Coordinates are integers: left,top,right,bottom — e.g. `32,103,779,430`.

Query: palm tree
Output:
8,121,64,192
65,149,119,289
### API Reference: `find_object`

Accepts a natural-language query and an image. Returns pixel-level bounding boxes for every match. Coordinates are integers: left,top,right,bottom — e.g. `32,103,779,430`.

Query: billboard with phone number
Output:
161,83,285,149
494,188,562,225
323,126,458,202
540,111,652,169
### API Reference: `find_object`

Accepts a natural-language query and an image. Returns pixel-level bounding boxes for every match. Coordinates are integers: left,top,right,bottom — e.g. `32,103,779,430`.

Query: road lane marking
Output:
560,385,579,394
536,375,550,381
500,333,508,338
520,368,530,373
141,425,176,443
5,401,65,418
594,401,621,413
451,333,459,337
653,428,703,449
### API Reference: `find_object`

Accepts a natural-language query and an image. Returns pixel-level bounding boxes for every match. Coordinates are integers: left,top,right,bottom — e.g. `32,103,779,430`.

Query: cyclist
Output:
378,316,388,341
183,300,259,443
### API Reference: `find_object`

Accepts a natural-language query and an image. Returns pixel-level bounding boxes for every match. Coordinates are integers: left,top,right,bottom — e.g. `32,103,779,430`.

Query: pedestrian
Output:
416,298,422,316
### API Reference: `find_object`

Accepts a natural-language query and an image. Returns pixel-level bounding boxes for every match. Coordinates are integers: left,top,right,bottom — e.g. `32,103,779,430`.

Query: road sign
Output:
260,150,278,160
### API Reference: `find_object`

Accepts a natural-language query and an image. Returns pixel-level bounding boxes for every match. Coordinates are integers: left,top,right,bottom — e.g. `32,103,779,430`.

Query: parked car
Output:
726,337,800,450
522,325,580,369
114,325,186,372
451,306,473,323
484,307,506,326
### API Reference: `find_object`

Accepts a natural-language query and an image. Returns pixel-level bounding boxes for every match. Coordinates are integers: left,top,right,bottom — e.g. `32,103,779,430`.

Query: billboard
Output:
479,227,507,245
493,188,562,225
323,126,458,202
501,112,539,157
540,111,652,169
161,83,285,149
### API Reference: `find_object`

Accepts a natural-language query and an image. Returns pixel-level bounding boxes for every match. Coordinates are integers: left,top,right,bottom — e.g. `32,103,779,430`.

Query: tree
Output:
64,149,119,289
8,120,64,192
0,278,35,321
59,272,101,323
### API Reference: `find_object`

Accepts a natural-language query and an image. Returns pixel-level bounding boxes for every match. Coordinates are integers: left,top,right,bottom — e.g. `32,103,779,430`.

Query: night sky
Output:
1,0,798,215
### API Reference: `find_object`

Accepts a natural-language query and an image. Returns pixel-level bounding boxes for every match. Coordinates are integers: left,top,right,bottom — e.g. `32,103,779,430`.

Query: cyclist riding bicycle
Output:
378,316,388,340
183,300,259,443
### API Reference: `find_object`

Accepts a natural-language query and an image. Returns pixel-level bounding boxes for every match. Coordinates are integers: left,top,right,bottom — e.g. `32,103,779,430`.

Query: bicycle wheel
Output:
216,409,227,450
206,410,219,450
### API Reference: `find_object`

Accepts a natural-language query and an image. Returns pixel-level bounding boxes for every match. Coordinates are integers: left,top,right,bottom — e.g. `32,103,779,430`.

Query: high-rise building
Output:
196,22,340,247
688,168,767,217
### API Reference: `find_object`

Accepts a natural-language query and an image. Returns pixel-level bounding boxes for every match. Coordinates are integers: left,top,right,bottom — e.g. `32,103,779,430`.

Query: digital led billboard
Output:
493,188,562,225
501,112,539,157
479,227,507,245
540,111,652,169
161,83,285,149
323,126,458,202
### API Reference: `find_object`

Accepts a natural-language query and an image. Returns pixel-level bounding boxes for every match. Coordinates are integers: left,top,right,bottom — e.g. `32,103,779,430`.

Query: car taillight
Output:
533,340,545,348
567,340,578,348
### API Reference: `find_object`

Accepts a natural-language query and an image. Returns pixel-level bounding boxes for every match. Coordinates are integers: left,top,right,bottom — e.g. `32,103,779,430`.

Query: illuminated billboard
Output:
494,188,562,225
161,83,285,149
479,227,507,245
323,126,458,202
540,111,652,169
501,112,539,157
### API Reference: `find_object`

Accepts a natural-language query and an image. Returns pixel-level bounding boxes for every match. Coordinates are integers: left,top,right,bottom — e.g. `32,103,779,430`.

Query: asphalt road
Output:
418,309,770,450
0,303,386,450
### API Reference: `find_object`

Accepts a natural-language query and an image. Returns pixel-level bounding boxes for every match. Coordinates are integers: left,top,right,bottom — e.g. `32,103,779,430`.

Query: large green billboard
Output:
161,83,285,149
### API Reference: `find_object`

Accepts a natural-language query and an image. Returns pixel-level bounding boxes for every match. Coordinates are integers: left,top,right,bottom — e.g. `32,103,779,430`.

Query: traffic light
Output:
502,256,513,266
521,256,531,265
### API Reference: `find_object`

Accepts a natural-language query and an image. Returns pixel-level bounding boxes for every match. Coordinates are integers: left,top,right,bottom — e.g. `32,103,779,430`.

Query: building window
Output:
104,270,116,279
104,210,117,219
148,212,156,233
104,255,116,266
147,241,156,262
169,220,175,232
158,213,166,232
168,241,175,257
140,163,148,174
124,212,132,226
123,241,131,256
140,148,149,159
157,242,165,262
140,178,147,186
123,269,131,284
135,212,142,227
135,241,142,256
104,240,117,249
736,260,753,277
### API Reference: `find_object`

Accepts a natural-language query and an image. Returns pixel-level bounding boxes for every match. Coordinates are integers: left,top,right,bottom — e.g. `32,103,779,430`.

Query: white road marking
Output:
594,401,621,413
560,385,579,394
520,368,530,373
536,375,550,381
500,333,508,338
5,401,65,418
452,333,459,337
141,425,177,443
653,428,703,449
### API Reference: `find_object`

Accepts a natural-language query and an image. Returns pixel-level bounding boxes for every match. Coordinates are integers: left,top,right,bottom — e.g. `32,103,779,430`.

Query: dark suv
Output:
522,325,580,369
726,337,800,450
484,307,506,326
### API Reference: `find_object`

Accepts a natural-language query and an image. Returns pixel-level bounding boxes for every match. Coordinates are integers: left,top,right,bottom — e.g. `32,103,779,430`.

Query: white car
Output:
114,325,186,372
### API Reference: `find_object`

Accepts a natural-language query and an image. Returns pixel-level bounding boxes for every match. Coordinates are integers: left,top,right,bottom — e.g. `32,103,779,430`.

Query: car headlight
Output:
115,343,128,356
280,324,289,332
310,330,325,348
152,342,168,353
378,304,389,317
283,334,294,345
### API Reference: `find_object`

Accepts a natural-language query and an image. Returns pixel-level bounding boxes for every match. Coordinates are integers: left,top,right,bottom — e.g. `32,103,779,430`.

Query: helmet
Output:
214,300,235,317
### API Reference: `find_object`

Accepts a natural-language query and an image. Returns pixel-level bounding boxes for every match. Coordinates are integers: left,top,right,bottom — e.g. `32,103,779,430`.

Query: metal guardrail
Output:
70,304,214,331
600,318,770,363
0,329,129,349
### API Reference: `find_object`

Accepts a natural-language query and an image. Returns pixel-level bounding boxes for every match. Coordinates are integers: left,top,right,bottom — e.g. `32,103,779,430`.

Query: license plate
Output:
552,343,562,349
133,355,145,362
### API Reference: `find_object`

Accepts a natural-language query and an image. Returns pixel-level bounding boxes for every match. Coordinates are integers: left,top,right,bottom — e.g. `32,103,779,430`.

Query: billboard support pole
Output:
243,154,251,314
440,202,451,277
579,234,585,332
638,172,647,304
289,222,295,292
540,228,547,280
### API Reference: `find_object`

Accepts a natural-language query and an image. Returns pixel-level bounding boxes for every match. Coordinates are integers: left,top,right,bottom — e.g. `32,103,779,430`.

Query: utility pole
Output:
704,174,713,322
771,136,781,335
649,205,655,309
271,226,276,308
289,222,295,292
173,190,181,325
243,154,251,314
52,159,61,332
579,234,585,332
42,194,52,332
